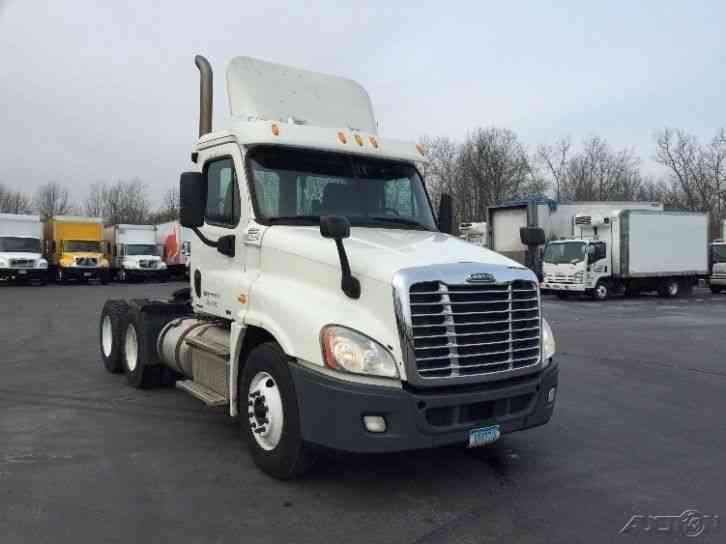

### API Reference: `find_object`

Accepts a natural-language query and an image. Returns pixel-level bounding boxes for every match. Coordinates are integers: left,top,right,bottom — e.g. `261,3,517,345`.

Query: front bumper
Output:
124,268,167,280
0,268,47,281
290,361,558,453
710,274,726,287
60,266,105,281
541,281,587,292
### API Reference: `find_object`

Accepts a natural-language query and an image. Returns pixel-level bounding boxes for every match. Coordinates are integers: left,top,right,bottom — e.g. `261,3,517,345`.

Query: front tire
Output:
240,342,316,480
100,300,129,374
591,281,610,301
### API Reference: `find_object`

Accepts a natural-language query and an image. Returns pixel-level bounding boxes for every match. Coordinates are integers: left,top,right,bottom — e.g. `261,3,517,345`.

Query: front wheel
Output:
240,342,316,480
591,281,610,301
658,278,680,298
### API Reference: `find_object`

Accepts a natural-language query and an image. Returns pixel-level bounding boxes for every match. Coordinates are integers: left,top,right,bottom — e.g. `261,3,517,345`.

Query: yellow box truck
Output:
44,216,109,284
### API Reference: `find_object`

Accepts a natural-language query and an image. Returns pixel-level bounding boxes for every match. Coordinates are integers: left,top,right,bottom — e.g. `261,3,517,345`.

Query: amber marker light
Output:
337,131,348,144
271,123,280,136
369,136,378,148
416,143,425,156
354,134,364,146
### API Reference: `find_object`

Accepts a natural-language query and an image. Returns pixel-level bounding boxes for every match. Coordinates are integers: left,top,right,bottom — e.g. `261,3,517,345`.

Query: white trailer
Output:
0,213,47,284
156,220,191,277
542,210,709,300
104,224,166,282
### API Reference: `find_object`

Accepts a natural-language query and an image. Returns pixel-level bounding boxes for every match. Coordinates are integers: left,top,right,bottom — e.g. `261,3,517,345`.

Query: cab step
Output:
176,380,228,407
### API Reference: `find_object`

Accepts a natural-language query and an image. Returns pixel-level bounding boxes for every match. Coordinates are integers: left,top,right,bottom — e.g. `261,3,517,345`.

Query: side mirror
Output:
586,246,596,256
320,215,359,299
180,172,206,228
520,227,545,246
320,216,351,240
438,193,454,235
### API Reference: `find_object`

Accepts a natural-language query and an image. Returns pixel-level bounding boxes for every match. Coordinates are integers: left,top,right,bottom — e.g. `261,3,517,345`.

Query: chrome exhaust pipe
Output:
194,55,213,137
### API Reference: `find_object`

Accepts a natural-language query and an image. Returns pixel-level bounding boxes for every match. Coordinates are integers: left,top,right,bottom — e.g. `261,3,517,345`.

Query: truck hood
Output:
262,226,524,283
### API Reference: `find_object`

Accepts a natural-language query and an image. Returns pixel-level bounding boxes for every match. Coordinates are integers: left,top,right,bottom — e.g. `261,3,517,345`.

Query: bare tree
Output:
33,182,72,220
0,183,32,214
100,179,151,224
84,183,105,217
147,187,180,224
537,136,571,202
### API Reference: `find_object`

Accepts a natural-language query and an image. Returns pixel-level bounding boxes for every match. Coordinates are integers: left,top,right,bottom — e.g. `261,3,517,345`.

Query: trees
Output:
33,182,73,220
0,183,32,214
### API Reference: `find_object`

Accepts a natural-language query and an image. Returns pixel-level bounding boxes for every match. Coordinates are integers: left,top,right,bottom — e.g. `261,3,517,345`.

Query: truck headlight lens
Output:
0,258,8,268
321,326,399,378
36,259,48,269
542,317,556,364
159,262,167,270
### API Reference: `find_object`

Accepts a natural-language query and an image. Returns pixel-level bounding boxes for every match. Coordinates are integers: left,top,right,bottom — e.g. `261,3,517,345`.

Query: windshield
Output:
0,236,41,253
247,146,437,230
125,244,158,256
712,244,726,263
544,241,586,264
64,240,101,253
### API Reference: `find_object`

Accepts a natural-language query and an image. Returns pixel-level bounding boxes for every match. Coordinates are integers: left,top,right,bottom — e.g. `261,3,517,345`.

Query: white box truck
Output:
459,221,487,247
104,224,167,282
156,220,191,278
541,210,709,300
0,213,48,284
96,55,558,479
709,239,726,294
487,200,663,269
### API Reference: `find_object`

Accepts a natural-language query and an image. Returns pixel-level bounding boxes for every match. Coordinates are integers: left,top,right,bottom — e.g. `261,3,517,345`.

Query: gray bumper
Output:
0,268,46,281
290,362,558,453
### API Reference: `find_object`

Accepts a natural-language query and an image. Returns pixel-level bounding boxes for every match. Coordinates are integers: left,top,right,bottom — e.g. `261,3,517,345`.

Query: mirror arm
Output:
192,226,218,249
334,239,361,299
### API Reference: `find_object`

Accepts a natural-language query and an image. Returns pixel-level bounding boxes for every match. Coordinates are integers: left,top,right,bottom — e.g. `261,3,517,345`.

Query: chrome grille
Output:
10,259,34,268
75,257,98,267
408,280,540,380
139,260,157,269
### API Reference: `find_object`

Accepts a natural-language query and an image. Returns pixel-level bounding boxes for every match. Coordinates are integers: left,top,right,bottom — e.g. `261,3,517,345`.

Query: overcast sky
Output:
1,0,724,205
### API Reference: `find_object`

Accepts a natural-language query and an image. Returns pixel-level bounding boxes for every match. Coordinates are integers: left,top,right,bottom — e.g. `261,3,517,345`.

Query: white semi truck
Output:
156,220,191,278
104,224,167,282
541,210,709,300
0,213,48,284
97,55,558,479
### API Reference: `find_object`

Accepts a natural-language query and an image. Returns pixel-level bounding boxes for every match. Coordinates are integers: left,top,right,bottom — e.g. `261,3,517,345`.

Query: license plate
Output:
18,270,27,275
468,425,501,448
83,272,92,277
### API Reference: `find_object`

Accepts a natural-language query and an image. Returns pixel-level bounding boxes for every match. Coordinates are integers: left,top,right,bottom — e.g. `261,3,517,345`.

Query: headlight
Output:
159,262,167,269
36,259,48,269
320,326,399,378
123,260,137,269
542,317,556,364
100,259,109,268
0,258,8,268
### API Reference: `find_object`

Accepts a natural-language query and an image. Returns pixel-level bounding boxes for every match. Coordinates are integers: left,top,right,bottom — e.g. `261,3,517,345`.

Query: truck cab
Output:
0,213,48,284
105,224,166,282
98,55,558,479
709,240,726,294
45,216,109,284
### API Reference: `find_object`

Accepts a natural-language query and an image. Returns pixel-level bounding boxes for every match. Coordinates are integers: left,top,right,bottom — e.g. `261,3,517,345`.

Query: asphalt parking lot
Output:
1,282,724,543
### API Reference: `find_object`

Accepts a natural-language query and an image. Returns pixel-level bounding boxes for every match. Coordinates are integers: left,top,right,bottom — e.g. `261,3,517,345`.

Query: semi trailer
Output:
105,224,167,282
156,220,191,278
44,216,109,284
541,210,709,300
98,55,558,479
0,213,47,284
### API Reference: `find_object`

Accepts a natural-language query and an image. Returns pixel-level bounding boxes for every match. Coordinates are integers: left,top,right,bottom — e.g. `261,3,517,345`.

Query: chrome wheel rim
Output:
125,325,139,372
248,371,284,451
668,282,678,296
101,316,113,357
596,284,607,299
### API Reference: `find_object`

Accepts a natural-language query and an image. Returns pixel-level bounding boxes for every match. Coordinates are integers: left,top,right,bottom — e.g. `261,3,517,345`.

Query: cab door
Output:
192,142,249,319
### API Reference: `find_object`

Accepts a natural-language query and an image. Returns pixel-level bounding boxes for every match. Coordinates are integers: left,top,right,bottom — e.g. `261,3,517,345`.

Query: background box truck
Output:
156,220,191,278
44,216,109,284
104,224,167,282
0,213,47,284
541,210,709,300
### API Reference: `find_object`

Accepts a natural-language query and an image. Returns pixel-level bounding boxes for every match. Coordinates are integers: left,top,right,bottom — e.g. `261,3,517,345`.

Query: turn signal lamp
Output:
271,123,280,136
337,132,347,144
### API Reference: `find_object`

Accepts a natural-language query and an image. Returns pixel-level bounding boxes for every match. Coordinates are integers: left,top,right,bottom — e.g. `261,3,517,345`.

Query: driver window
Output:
205,157,240,227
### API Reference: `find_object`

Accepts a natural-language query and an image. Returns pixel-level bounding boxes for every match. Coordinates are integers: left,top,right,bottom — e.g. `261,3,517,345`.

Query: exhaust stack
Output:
194,55,213,138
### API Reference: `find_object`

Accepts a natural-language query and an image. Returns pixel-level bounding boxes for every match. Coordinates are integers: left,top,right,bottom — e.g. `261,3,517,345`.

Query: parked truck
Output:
709,239,726,294
459,221,487,247
541,210,709,300
487,199,662,275
44,216,109,284
156,220,191,278
0,213,48,284
97,55,558,479
104,224,167,282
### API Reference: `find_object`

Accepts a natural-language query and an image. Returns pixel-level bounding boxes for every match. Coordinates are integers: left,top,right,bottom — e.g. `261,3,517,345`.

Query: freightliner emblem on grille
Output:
466,272,496,283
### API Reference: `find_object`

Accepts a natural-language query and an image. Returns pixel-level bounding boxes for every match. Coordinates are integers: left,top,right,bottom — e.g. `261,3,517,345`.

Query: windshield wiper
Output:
367,216,432,230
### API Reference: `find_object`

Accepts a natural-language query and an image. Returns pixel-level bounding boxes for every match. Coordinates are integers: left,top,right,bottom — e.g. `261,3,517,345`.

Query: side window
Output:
205,157,240,226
